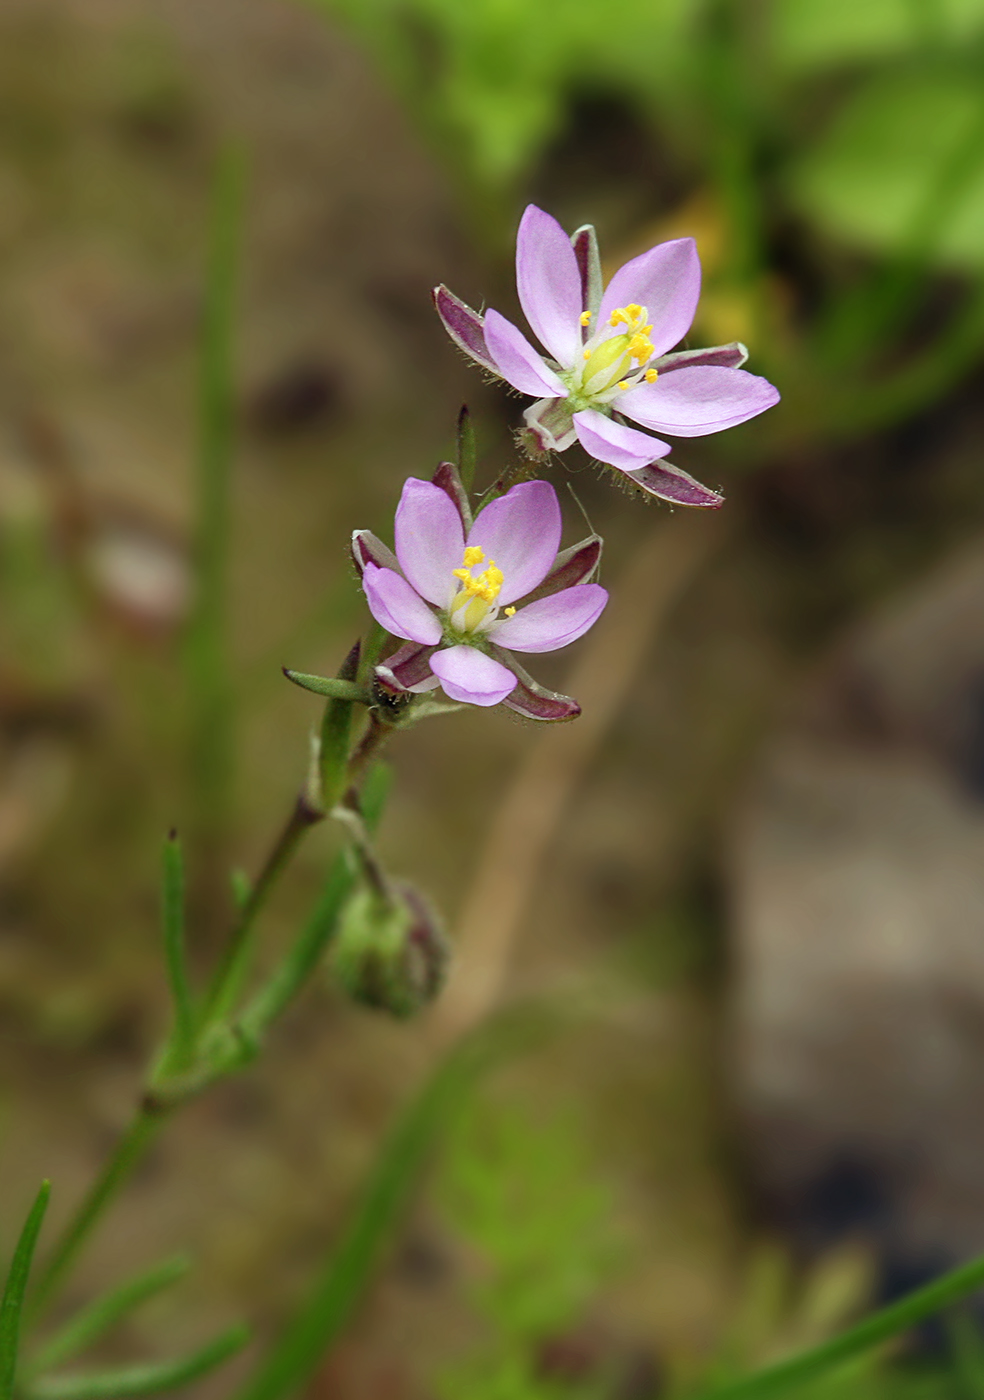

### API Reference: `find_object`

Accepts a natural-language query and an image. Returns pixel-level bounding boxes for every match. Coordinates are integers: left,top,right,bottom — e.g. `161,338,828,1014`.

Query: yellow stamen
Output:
609,302,644,330
629,333,655,363
452,550,504,605
617,379,630,391
645,368,659,383
583,347,591,360
505,606,516,616
579,310,591,326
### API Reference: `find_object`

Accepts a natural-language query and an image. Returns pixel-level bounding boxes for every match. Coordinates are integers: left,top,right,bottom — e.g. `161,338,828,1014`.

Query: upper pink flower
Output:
352,471,607,718
434,205,780,508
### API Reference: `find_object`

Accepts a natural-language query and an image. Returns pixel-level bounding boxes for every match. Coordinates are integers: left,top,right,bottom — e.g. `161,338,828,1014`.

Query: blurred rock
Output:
732,539,984,1269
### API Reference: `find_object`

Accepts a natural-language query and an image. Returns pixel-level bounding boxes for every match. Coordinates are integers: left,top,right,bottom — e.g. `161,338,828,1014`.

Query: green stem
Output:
202,792,325,1025
30,1111,166,1322
161,834,193,1063
237,763,391,1041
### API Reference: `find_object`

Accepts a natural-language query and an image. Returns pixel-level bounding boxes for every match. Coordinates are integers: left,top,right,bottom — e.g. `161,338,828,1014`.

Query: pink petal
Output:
430,645,516,707
598,238,701,359
432,285,498,375
351,529,399,578
467,480,562,604
572,409,671,472
394,477,465,608
484,309,567,398
623,461,724,509
515,204,583,367
617,364,780,437
490,584,607,653
363,564,442,645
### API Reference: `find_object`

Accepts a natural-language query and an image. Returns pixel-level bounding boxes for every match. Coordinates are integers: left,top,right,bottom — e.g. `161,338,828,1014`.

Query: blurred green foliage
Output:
315,0,984,275
435,1101,614,1400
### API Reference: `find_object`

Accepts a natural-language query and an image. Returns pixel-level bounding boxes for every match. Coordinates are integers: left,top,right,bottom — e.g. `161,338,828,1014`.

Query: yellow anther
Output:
505,606,517,616
629,333,655,363
579,310,591,326
583,347,591,360
452,551,503,607
617,379,630,391
609,303,647,332
645,368,659,383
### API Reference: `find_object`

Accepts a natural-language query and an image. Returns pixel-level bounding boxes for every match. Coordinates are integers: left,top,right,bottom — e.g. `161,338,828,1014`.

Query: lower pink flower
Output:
352,474,607,718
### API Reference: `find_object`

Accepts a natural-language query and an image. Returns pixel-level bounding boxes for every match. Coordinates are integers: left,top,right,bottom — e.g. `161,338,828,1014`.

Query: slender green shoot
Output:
694,1251,984,1399
1,1181,51,1400
24,1324,249,1400
26,1255,191,1379
161,834,193,1062
282,672,368,704
184,145,247,841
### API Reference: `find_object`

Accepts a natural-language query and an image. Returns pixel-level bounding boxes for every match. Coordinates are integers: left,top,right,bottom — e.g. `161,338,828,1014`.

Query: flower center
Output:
450,545,503,633
575,303,658,400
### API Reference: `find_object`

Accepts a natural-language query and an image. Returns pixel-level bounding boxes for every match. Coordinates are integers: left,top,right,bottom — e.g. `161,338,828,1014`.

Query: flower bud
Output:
331,880,449,1018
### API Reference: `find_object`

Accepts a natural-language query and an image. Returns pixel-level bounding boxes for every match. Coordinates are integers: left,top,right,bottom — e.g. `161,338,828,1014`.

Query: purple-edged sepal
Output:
491,647,581,722
571,223,602,331
521,397,576,455
431,460,472,532
375,640,440,694
623,459,724,509
521,534,602,604
655,342,749,373
352,529,400,577
432,285,499,375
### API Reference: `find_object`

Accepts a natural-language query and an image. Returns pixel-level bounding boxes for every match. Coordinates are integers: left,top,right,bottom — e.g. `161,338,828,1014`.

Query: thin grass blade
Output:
0,1181,51,1399
27,1255,191,1378
25,1324,248,1400
694,1252,984,1399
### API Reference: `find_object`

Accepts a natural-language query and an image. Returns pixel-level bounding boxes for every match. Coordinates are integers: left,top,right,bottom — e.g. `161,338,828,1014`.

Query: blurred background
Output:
4,0,984,1395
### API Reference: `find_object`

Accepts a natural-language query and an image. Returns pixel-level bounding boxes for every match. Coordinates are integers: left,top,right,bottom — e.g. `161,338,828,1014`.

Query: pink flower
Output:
434,205,780,508
352,471,607,718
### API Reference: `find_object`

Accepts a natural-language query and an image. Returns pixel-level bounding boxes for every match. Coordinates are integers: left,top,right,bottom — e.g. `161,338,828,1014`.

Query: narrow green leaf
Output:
282,671,368,703
161,835,193,1059
28,1255,191,1378
0,1180,51,1400
694,1251,984,1400
183,145,247,839
456,404,476,494
26,1324,248,1400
